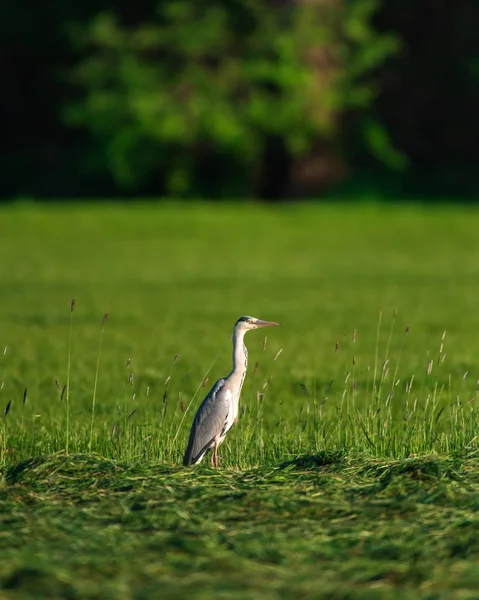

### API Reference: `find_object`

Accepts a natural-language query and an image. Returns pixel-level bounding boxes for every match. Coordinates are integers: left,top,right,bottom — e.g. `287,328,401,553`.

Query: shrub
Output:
66,0,398,196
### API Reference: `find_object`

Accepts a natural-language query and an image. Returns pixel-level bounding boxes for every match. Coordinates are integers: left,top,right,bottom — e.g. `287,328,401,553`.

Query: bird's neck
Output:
231,328,248,381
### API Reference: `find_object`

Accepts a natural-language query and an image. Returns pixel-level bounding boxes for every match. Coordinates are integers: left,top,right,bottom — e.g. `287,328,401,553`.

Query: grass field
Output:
1,201,479,598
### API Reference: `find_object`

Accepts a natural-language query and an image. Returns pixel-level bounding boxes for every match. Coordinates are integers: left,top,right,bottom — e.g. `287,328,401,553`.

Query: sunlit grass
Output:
1,202,479,465
2,303,479,466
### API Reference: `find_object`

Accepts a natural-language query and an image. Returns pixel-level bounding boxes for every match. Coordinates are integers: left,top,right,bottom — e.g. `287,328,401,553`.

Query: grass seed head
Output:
71,298,76,312
263,376,273,389
406,380,411,393
4,400,11,417
300,383,310,398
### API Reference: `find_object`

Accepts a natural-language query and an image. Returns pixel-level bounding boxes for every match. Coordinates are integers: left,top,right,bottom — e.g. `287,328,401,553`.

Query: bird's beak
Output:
254,319,280,328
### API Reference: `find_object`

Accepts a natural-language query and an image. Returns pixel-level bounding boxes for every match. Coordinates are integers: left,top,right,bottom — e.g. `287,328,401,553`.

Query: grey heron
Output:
183,316,280,467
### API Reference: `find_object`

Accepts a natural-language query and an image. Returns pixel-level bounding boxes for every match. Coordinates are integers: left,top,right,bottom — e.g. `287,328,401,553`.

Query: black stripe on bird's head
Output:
234,316,280,331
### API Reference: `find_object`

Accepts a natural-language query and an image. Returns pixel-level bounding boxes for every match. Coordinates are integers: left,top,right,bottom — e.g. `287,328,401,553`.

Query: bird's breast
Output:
221,387,238,431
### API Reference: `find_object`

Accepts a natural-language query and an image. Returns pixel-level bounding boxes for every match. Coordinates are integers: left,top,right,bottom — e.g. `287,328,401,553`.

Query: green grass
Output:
1,201,479,597
2,453,479,598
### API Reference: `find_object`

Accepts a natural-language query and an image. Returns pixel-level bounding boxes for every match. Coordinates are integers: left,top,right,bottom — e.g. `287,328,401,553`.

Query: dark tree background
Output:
1,0,478,199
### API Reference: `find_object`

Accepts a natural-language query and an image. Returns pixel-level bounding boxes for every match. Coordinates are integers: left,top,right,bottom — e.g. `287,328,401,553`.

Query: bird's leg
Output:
211,444,217,467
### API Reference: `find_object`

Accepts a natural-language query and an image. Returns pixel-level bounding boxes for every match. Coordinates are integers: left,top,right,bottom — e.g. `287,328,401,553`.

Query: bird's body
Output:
183,316,279,466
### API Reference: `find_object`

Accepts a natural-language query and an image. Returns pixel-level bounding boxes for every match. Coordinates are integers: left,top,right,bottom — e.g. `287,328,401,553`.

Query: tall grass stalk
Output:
89,312,108,453
372,311,382,403
65,298,75,455
123,358,134,454
2,400,11,465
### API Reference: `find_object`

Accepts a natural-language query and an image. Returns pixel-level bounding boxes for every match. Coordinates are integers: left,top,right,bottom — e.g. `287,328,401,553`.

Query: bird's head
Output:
234,316,280,332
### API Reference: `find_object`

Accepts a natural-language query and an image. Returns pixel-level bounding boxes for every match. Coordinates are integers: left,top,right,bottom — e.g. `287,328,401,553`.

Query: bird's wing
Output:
183,378,232,465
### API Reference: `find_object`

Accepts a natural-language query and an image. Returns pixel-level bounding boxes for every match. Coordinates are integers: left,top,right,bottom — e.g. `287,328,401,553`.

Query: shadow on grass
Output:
2,567,69,595
362,456,460,486
353,456,476,508
279,450,344,470
2,457,45,484
1,452,186,490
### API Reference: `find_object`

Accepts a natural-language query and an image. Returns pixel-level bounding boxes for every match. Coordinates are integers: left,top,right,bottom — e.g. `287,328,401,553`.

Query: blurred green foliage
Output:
2,0,478,199
66,0,398,196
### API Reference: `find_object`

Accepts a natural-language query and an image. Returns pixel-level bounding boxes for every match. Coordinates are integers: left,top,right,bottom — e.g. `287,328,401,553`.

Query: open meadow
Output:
1,201,479,598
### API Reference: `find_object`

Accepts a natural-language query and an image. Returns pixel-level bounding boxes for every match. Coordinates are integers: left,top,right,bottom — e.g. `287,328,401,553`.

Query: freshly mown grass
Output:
1,201,479,597
2,452,479,598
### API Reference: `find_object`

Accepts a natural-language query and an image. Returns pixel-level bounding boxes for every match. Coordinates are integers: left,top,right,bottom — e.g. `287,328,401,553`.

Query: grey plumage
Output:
183,379,230,465
183,315,279,467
